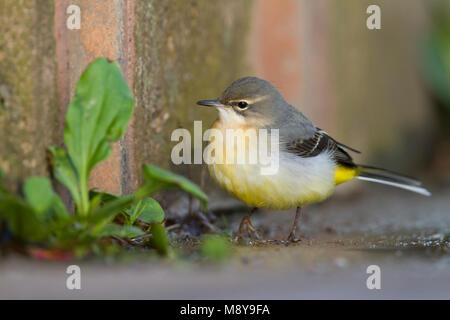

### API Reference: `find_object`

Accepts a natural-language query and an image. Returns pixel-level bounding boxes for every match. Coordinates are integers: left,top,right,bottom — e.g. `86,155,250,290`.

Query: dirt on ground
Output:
0,184,449,299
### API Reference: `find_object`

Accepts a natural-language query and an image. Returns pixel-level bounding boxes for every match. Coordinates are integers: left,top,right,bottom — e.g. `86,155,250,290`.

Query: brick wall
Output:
0,0,437,197
0,0,252,195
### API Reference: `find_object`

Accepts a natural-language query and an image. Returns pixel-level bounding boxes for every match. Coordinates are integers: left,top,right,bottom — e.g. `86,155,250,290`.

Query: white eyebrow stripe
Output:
228,95,270,104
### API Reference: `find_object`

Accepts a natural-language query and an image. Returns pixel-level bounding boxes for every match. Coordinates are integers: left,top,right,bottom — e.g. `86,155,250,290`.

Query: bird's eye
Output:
237,101,248,109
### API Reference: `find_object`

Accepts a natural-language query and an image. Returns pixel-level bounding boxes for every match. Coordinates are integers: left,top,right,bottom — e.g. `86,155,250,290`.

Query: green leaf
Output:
23,176,69,219
58,58,134,215
98,224,145,238
23,177,55,215
148,223,169,255
125,197,165,224
64,58,134,173
140,164,208,209
0,194,50,242
49,146,80,208
0,167,7,193
88,190,118,214
0,178,68,243
89,190,118,204
88,194,135,235
51,195,71,221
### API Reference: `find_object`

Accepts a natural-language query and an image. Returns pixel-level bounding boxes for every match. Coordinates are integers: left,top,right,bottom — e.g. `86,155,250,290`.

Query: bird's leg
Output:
286,207,302,242
235,207,261,241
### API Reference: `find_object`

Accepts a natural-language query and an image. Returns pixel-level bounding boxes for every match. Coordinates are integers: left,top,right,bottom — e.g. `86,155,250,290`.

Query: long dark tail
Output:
356,165,431,196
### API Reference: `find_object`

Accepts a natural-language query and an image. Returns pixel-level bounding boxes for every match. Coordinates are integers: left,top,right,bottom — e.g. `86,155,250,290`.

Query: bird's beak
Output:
196,99,225,108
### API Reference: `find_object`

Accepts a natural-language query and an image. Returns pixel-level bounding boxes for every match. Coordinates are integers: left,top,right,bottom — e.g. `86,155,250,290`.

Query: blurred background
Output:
1,0,449,195
0,0,449,299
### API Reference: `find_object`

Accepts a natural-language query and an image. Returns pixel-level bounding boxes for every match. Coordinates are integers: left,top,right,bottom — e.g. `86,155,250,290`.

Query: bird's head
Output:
197,77,286,128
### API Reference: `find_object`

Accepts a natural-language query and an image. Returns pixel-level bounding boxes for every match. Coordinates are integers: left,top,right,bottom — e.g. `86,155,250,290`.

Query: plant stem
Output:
79,174,90,216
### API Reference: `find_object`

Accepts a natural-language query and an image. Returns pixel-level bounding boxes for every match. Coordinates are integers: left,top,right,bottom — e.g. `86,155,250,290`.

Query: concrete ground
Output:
0,184,449,299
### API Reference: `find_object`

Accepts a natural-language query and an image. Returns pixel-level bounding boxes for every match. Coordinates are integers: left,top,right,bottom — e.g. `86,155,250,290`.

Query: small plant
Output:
200,235,231,263
123,197,165,226
0,58,207,258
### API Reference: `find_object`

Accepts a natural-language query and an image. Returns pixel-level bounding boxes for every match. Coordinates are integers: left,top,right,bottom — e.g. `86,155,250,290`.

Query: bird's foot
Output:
285,231,301,244
234,215,262,242
284,206,302,244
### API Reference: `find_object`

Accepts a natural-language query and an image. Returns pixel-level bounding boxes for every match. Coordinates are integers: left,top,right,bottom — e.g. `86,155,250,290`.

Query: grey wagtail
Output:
197,77,431,241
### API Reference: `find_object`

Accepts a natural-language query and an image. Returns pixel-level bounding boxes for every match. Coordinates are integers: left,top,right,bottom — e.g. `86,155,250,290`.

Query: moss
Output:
133,0,253,182
0,0,59,183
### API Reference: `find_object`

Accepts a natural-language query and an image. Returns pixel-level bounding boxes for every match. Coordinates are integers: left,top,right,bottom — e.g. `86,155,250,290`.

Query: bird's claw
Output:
234,215,262,242
285,232,301,244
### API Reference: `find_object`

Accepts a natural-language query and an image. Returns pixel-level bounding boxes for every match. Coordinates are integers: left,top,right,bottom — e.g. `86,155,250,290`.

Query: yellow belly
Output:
208,164,331,209
206,121,356,210
207,149,340,210
209,162,357,209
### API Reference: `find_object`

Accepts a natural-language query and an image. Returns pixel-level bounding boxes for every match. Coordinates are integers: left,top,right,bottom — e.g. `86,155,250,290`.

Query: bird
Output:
197,77,431,241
